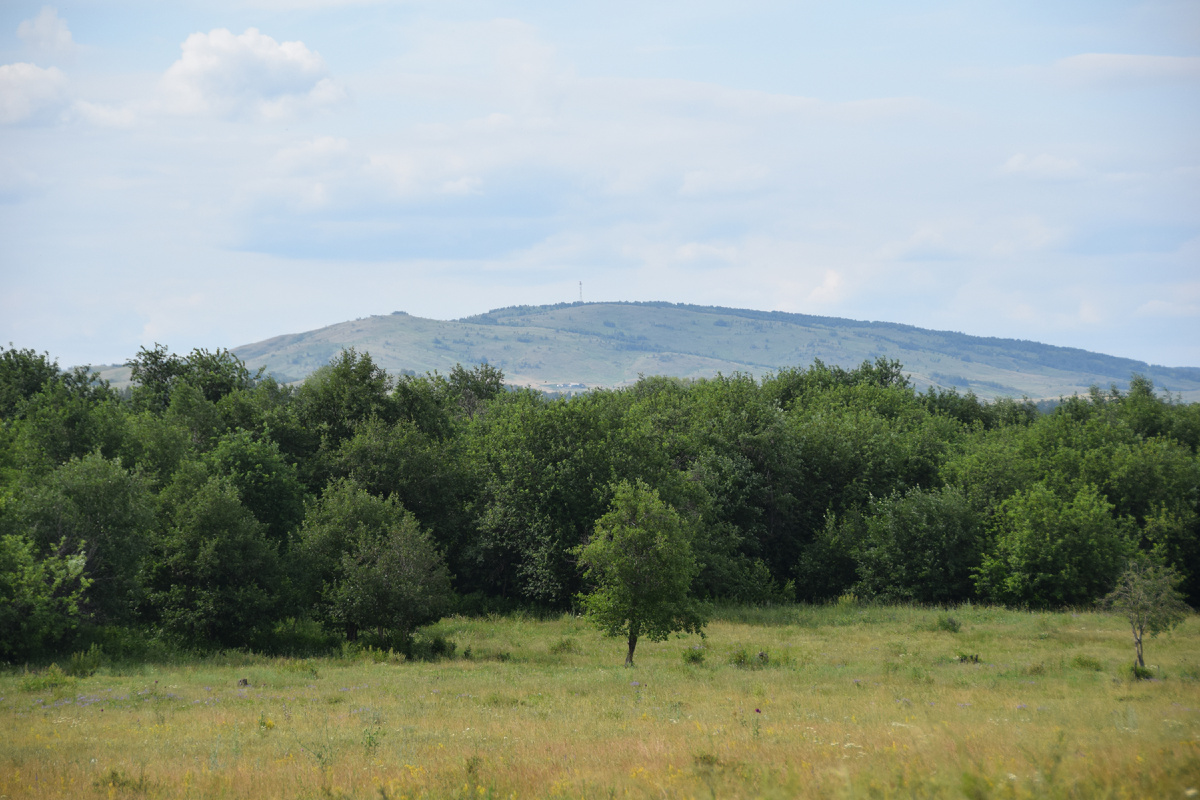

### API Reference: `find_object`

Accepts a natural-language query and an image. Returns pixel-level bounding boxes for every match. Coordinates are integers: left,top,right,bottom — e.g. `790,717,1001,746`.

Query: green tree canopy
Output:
976,482,1134,608
0,344,59,420
142,476,281,648
292,479,452,642
853,485,984,604
326,515,454,646
574,480,707,667
0,533,91,661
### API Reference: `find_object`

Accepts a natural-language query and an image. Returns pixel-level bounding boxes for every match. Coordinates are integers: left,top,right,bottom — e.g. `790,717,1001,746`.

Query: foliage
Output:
126,344,256,412
448,362,506,418
205,430,306,543
10,368,120,471
325,512,454,646
0,533,91,661
330,416,474,566
5,336,1200,659
11,452,154,624
293,479,453,642
574,480,707,666
853,486,984,604
0,344,59,420
976,483,1134,608
142,477,281,648
470,389,647,605
1104,559,1191,668
294,347,396,450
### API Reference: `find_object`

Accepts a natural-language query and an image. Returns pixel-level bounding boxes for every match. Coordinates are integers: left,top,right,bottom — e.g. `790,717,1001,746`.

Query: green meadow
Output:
3,603,1198,799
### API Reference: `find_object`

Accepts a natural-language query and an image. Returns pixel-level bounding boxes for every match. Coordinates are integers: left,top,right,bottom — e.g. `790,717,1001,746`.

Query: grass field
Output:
3,603,1198,799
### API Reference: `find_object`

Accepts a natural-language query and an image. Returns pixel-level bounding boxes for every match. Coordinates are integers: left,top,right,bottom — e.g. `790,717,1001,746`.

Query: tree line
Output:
1,342,1196,661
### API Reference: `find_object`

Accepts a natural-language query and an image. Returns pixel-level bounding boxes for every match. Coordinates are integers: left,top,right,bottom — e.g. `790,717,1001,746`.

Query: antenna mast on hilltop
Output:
579,281,583,303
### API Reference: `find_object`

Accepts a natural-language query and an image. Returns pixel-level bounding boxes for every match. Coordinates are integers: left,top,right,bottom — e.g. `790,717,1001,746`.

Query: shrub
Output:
935,614,962,633
142,477,281,648
549,637,581,655
66,643,105,677
0,533,91,661
854,486,984,604
92,768,152,794
21,663,76,693
297,481,454,646
683,644,707,665
729,648,770,669
975,483,1133,608
405,633,456,661
1129,663,1155,681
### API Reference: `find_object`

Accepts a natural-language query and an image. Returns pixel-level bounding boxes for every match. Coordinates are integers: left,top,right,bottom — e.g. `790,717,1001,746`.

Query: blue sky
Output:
1,1,1197,369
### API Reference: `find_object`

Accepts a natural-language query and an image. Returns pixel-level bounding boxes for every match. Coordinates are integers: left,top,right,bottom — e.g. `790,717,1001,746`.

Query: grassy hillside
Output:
219,302,1200,401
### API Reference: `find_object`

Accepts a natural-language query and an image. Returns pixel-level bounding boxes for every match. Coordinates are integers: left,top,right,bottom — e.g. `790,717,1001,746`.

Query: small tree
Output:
574,480,707,667
326,517,454,646
1104,560,1190,669
293,480,454,644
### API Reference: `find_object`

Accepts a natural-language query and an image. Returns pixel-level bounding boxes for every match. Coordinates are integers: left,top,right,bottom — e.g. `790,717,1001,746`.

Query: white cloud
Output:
0,62,68,125
1136,282,1200,319
1052,53,1200,86
17,7,76,57
1002,153,1084,180
159,28,346,120
70,101,136,128
806,269,844,305
879,217,1065,261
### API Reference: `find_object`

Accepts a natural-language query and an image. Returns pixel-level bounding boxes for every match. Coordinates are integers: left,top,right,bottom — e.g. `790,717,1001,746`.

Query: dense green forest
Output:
2,342,1197,662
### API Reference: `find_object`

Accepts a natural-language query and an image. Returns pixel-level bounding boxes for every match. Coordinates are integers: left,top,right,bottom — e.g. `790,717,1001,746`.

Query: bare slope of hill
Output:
224,302,1200,401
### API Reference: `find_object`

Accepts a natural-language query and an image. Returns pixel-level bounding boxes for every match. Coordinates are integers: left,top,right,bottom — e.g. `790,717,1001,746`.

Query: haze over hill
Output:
180,302,1200,402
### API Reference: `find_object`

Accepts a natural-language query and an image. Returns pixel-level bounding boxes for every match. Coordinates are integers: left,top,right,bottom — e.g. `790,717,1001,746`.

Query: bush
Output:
728,648,770,669
976,483,1134,608
405,633,457,661
682,644,707,665
142,477,281,649
296,481,454,645
549,637,581,655
21,663,76,693
66,643,105,677
854,487,984,604
934,614,962,633
1129,663,1155,681
0,533,91,661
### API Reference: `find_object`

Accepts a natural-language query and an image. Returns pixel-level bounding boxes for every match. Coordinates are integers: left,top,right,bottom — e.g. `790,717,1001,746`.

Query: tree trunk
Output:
1134,626,1144,668
625,632,638,667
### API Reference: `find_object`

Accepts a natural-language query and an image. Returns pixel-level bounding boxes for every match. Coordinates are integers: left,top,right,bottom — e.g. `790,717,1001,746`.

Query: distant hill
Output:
90,302,1200,401
210,302,1197,402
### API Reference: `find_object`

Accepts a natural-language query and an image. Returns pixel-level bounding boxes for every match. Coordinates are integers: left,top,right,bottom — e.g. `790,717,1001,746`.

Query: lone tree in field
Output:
1104,560,1190,669
574,480,707,667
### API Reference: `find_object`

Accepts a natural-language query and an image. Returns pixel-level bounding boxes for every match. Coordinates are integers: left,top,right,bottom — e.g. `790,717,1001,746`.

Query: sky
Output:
1,1,1198,370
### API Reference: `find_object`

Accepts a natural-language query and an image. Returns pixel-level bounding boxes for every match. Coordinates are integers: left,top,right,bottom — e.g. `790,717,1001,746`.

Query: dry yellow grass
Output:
3,604,1198,799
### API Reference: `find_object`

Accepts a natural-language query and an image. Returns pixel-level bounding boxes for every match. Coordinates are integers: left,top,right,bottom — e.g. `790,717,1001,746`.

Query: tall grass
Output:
2,604,1197,798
